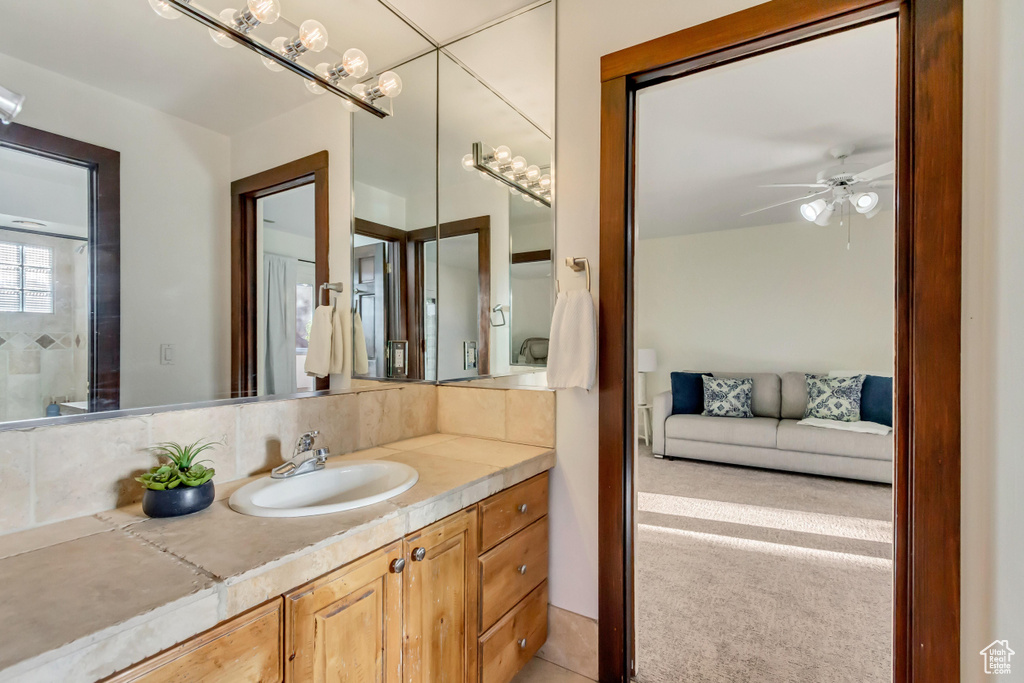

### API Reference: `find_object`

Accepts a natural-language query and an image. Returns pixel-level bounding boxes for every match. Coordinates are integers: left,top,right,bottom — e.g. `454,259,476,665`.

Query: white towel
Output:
352,310,369,375
304,305,333,378
329,305,346,374
546,289,596,390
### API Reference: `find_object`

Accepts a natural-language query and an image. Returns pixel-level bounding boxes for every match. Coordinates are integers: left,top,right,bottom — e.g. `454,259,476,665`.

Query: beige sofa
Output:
652,372,893,483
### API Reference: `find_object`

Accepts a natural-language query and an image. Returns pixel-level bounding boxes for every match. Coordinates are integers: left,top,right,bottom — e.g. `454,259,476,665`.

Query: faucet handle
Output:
294,431,319,455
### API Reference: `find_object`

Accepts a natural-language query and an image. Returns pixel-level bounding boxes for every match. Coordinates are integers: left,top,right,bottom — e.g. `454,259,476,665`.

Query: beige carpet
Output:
635,445,893,683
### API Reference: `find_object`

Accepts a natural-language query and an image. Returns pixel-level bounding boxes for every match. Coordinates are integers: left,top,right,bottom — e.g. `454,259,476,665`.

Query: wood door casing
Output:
284,541,403,683
353,242,387,377
403,508,480,683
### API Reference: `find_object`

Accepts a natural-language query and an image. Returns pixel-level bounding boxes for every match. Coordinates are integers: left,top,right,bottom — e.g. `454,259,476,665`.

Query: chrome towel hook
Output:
556,257,590,293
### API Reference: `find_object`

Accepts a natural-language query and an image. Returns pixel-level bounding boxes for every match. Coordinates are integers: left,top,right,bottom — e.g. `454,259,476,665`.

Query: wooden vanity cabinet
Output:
402,507,479,683
283,541,404,683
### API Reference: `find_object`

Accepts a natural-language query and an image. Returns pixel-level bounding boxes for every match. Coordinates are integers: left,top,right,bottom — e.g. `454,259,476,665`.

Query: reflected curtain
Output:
264,253,296,394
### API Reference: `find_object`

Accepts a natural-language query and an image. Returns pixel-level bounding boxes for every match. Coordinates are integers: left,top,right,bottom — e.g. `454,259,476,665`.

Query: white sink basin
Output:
229,460,418,518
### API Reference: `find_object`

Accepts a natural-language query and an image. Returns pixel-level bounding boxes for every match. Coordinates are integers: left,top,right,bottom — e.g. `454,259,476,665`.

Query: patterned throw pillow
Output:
804,374,866,422
702,376,754,418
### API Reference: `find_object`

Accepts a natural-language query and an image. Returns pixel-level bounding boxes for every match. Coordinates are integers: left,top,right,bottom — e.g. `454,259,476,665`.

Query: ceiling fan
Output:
743,146,894,225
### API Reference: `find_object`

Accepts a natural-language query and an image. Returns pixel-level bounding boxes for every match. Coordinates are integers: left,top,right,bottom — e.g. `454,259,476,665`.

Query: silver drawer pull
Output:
412,547,426,562
517,503,528,514
518,638,527,649
390,558,406,574
517,564,527,575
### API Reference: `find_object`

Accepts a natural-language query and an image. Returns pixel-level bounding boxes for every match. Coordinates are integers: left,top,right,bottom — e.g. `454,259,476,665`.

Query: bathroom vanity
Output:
0,434,552,683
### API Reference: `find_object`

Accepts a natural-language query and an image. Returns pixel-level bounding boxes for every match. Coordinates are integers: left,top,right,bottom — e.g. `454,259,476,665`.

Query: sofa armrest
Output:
652,391,672,455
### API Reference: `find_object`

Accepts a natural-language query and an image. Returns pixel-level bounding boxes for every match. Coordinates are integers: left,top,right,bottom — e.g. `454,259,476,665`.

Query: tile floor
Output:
512,658,595,682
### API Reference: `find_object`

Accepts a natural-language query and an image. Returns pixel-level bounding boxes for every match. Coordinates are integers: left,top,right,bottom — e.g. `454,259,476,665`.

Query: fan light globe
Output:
494,146,512,164
248,0,280,24
462,153,475,171
210,9,239,47
377,71,403,97
148,0,181,20
800,198,827,222
814,203,835,226
852,191,879,214
342,48,369,79
299,20,328,52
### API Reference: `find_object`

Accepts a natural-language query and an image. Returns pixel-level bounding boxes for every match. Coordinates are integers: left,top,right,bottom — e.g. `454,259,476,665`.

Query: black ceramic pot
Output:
142,481,215,518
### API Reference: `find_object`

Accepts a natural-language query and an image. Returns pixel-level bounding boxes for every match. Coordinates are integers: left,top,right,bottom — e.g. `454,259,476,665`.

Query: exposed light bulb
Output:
341,48,369,79
305,78,325,95
525,165,541,182
800,198,827,222
247,0,280,24
0,85,25,124
462,153,475,171
341,98,358,113
209,9,238,48
351,83,368,100
147,0,181,20
262,37,287,70
521,193,532,202
299,19,328,52
534,200,543,207
494,146,512,164
511,156,527,173
478,171,489,180
510,187,520,195
538,174,551,190
377,71,402,97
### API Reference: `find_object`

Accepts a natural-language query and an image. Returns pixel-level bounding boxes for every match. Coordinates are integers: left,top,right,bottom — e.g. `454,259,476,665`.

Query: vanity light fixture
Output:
151,0,397,118
463,142,552,207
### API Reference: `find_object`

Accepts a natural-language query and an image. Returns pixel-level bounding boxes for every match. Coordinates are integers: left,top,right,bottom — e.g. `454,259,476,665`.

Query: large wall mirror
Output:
352,2,556,384
0,0,553,427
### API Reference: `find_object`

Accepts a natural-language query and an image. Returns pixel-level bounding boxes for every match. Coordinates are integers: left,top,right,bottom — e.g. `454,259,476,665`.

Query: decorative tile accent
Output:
0,336,7,348
35,335,55,350
74,335,81,348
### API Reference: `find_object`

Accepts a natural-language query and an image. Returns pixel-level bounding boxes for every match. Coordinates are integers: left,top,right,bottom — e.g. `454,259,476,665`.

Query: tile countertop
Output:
0,433,554,683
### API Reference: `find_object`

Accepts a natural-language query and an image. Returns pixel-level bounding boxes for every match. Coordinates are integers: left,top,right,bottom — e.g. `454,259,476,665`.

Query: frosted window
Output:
0,242,54,313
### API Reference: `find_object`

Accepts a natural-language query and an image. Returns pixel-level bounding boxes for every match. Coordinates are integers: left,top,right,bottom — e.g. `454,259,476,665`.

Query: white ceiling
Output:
636,20,897,239
0,147,89,238
386,0,542,45
262,184,315,237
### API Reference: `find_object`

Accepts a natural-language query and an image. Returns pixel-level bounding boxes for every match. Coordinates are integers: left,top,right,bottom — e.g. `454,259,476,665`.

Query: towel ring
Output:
556,257,590,293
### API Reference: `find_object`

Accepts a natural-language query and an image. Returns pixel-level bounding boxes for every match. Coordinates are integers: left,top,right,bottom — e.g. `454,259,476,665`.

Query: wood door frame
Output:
231,151,329,396
409,216,492,377
597,2,962,682
0,122,121,412
354,218,411,375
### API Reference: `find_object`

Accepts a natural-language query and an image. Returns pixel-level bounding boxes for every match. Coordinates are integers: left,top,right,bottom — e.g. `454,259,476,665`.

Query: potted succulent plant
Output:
137,439,219,518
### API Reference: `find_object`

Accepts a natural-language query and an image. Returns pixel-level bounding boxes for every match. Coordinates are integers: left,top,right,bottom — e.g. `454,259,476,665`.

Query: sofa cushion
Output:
781,372,810,419
776,419,893,461
665,414,778,448
714,372,781,418
670,371,710,415
861,375,893,427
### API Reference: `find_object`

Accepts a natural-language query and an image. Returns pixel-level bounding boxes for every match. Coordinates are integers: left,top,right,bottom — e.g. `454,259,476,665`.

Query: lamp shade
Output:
637,348,657,373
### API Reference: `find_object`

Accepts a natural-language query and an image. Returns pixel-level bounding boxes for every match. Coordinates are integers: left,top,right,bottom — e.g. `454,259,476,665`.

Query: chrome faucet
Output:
271,431,329,479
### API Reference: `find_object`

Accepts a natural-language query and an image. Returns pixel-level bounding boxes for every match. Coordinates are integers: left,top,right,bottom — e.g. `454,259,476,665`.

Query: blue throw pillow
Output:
670,372,710,415
861,375,893,427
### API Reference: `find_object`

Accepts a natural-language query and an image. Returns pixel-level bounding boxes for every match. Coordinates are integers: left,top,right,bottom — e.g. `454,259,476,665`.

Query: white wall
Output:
231,96,353,386
636,216,895,399
557,3,1024,679
0,52,233,410
962,1,1024,680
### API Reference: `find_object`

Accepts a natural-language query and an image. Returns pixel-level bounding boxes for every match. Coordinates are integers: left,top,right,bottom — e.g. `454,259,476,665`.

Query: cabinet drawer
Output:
478,473,548,552
104,599,282,683
478,581,547,683
479,518,548,631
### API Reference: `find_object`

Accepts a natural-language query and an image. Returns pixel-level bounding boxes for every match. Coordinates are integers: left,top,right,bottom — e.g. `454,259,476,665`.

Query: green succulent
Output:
136,439,218,491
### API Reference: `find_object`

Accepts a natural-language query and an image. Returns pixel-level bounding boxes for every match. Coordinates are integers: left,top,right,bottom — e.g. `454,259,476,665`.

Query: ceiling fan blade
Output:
852,160,895,183
741,189,829,217
758,183,829,189
869,179,894,188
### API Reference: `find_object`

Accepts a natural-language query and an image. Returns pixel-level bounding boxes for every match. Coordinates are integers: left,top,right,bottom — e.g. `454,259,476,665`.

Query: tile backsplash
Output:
0,382,554,536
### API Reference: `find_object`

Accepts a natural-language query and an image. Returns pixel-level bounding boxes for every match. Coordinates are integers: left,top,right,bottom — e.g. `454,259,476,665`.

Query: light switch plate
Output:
160,344,175,365
463,341,478,370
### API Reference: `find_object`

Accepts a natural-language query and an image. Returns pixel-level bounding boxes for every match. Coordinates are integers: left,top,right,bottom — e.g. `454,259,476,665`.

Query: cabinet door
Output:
403,508,479,683
284,541,404,683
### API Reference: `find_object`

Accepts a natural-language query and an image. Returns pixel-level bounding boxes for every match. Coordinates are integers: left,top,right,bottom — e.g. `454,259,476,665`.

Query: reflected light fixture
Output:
463,142,552,206
851,191,879,214
306,49,370,94
280,20,329,58
148,0,183,20
351,71,403,103
210,0,281,47
0,84,25,124
799,198,827,222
